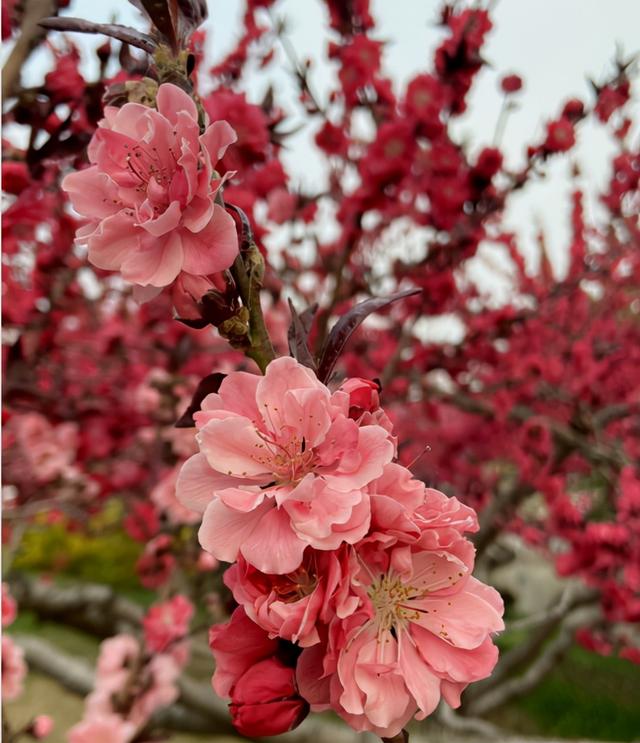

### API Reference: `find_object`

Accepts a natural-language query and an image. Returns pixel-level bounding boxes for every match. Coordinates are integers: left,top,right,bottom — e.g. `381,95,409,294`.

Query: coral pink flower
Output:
68,716,135,743
296,489,503,738
63,83,239,288
2,635,27,701
143,595,194,653
2,583,17,627
177,357,394,573
224,546,359,647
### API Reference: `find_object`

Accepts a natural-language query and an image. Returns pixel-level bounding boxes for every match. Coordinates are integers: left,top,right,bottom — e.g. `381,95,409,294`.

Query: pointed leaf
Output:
287,299,318,371
175,372,226,428
39,17,156,53
316,288,421,383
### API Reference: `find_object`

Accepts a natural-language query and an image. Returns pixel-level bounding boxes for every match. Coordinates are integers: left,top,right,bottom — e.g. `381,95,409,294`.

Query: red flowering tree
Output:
2,0,638,741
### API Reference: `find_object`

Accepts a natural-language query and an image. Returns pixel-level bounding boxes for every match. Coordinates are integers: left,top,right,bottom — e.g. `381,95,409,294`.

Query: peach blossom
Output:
63,84,238,288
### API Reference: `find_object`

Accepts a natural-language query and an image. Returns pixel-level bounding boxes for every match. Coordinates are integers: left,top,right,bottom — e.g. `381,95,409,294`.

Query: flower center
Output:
253,429,315,486
367,574,424,631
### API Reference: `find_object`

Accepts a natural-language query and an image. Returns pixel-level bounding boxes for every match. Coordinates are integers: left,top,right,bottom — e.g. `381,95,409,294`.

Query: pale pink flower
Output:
2,583,17,627
2,635,27,701
176,357,394,573
31,715,54,739
9,412,78,483
86,634,182,729
224,546,359,647
143,594,194,653
68,715,135,743
297,535,504,738
63,83,238,288
150,465,199,525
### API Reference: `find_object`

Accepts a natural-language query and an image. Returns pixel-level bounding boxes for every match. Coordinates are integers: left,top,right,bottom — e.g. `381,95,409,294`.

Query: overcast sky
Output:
9,0,640,293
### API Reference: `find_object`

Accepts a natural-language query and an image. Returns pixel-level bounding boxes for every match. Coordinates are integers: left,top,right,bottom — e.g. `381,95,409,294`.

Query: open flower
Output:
63,83,238,288
225,546,359,647
297,482,503,738
176,357,394,573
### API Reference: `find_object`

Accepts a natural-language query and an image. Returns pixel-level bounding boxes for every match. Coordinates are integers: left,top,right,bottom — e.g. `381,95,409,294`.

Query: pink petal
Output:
155,83,198,125
182,195,214,233
256,357,329,435
200,120,237,167
120,231,184,287
198,498,271,562
176,453,238,513
397,631,441,717
180,204,239,275
197,417,270,479
217,486,265,513
62,167,120,219
323,425,394,492
410,577,504,649
138,200,182,236
87,212,137,270
240,506,306,574
411,628,498,682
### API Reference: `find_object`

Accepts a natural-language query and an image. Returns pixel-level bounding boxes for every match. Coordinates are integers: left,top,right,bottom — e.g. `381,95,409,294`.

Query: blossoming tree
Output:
2,0,638,741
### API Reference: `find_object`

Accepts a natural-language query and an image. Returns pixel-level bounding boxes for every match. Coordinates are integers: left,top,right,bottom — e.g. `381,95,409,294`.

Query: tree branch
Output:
465,606,602,716
2,0,56,100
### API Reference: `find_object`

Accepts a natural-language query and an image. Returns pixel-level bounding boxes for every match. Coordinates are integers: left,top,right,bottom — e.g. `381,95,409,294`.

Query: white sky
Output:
7,0,640,289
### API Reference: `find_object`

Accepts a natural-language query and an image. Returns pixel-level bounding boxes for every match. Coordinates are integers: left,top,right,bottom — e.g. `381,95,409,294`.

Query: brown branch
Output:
2,0,56,100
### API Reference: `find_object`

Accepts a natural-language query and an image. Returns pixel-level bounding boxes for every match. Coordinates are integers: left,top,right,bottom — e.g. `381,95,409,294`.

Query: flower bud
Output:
31,715,54,739
229,658,309,737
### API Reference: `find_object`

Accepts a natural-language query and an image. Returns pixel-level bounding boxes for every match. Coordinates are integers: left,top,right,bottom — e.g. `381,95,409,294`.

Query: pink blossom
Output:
7,412,78,483
225,546,359,647
63,83,239,288
150,465,200,525
31,715,54,739
2,583,17,627
143,595,194,653
296,487,503,738
68,716,135,743
85,634,182,729
177,357,394,573
2,635,27,701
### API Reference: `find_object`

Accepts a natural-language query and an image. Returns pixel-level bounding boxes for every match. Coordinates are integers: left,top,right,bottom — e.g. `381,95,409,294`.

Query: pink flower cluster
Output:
69,596,193,742
177,358,504,738
63,83,238,293
2,584,27,703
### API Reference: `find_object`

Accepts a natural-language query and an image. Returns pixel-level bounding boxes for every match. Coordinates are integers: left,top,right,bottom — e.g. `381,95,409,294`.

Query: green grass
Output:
491,646,640,741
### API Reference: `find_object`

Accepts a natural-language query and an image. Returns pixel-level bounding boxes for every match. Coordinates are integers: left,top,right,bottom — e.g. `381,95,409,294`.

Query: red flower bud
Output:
229,658,309,737
500,74,522,94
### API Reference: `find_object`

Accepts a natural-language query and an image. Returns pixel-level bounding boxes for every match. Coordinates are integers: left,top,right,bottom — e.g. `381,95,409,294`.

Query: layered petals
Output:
63,83,239,289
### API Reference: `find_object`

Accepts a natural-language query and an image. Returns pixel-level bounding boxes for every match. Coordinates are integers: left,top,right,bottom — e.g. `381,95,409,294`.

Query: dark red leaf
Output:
175,372,226,428
287,299,318,372
316,289,421,383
